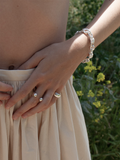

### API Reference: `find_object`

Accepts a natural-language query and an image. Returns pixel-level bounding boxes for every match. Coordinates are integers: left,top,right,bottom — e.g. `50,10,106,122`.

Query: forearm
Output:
67,0,120,64
87,0,120,48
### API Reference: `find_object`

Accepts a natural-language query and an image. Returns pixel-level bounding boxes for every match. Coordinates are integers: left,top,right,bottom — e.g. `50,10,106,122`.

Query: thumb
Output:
18,51,44,70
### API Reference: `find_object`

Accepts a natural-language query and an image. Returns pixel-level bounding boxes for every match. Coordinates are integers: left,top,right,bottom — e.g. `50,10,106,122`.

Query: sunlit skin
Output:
0,0,119,120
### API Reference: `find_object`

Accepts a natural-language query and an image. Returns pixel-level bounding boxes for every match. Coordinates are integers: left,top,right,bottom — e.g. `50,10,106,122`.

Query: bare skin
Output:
0,0,70,103
0,0,119,120
0,0,69,69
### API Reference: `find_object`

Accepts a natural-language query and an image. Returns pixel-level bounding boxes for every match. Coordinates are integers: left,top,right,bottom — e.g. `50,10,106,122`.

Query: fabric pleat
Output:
0,68,91,160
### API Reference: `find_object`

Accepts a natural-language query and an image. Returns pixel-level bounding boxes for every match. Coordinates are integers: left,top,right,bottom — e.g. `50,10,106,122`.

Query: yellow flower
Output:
91,66,97,71
84,66,97,72
95,97,97,101
106,80,111,84
97,73,105,82
100,109,105,114
84,61,97,72
77,91,84,96
103,106,107,110
87,90,95,97
105,90,108,94
93,101,101,108
97,90,103,97
95,118,99,123
100,89,104,91
100,115,103,119
87,61,93,66
97,66,101,70
73,75,75,80
117,58,120,62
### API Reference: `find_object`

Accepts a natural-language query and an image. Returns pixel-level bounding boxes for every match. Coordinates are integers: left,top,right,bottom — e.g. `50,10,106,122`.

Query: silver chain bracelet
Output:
74,28,95,63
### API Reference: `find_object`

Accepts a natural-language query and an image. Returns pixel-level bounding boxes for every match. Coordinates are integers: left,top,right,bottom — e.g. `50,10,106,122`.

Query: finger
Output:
21,89,55,118
18,51,44,70
37,90,60,113
5,71,39,109
46,95,58,108
12,85,47,119
0,92,11,100
0,82,13,92
36,87,62,113
37,96,57,113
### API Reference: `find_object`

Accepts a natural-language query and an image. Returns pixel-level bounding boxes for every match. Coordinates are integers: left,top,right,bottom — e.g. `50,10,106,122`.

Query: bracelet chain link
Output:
75,28,95,63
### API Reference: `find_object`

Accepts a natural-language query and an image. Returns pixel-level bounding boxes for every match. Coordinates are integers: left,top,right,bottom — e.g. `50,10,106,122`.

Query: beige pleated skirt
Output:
0,68,91,160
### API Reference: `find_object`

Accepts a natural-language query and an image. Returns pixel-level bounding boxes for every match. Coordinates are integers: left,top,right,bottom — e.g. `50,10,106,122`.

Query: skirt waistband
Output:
0,68,35,81
0,68,73,84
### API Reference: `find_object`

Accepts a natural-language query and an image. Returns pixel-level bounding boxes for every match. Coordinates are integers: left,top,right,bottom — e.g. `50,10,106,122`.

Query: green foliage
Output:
66,0,120,159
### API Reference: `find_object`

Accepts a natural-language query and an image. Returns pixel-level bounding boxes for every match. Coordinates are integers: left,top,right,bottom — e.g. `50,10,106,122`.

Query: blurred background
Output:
66,0,120,159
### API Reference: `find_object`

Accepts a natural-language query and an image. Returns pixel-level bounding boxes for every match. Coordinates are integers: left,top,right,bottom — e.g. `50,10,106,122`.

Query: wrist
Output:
67,33,91,65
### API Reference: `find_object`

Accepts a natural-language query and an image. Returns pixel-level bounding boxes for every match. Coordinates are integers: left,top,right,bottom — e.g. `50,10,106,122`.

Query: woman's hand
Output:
5,35,89,120
0,82,13,104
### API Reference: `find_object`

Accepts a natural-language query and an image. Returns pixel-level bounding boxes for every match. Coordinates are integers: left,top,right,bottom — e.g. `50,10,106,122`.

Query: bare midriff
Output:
0,0,69,70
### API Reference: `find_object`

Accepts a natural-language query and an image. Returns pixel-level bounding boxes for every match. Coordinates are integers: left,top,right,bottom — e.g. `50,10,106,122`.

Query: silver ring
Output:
54,92,61,98
33,93,37,97
39,98,43,102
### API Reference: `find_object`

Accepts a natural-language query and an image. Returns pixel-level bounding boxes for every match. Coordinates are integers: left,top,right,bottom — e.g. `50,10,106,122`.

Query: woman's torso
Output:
0,0,69,69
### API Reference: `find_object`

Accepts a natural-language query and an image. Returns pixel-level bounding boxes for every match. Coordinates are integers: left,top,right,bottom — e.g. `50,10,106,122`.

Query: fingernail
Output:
12,116,18,120
22,115,27,119
5,104,11,109
5,105,11,109
6,107,10,110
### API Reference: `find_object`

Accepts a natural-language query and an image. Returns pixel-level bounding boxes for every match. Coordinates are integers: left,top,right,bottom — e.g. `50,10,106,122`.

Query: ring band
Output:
39,98,43,102
33,93,37,97
54,92,61,98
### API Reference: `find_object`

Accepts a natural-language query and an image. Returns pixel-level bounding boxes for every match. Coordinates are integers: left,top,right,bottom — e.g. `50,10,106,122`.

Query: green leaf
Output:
81,101,93,119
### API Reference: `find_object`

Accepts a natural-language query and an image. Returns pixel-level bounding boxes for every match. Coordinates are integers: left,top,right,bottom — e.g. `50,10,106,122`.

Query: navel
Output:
8,65,15,70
